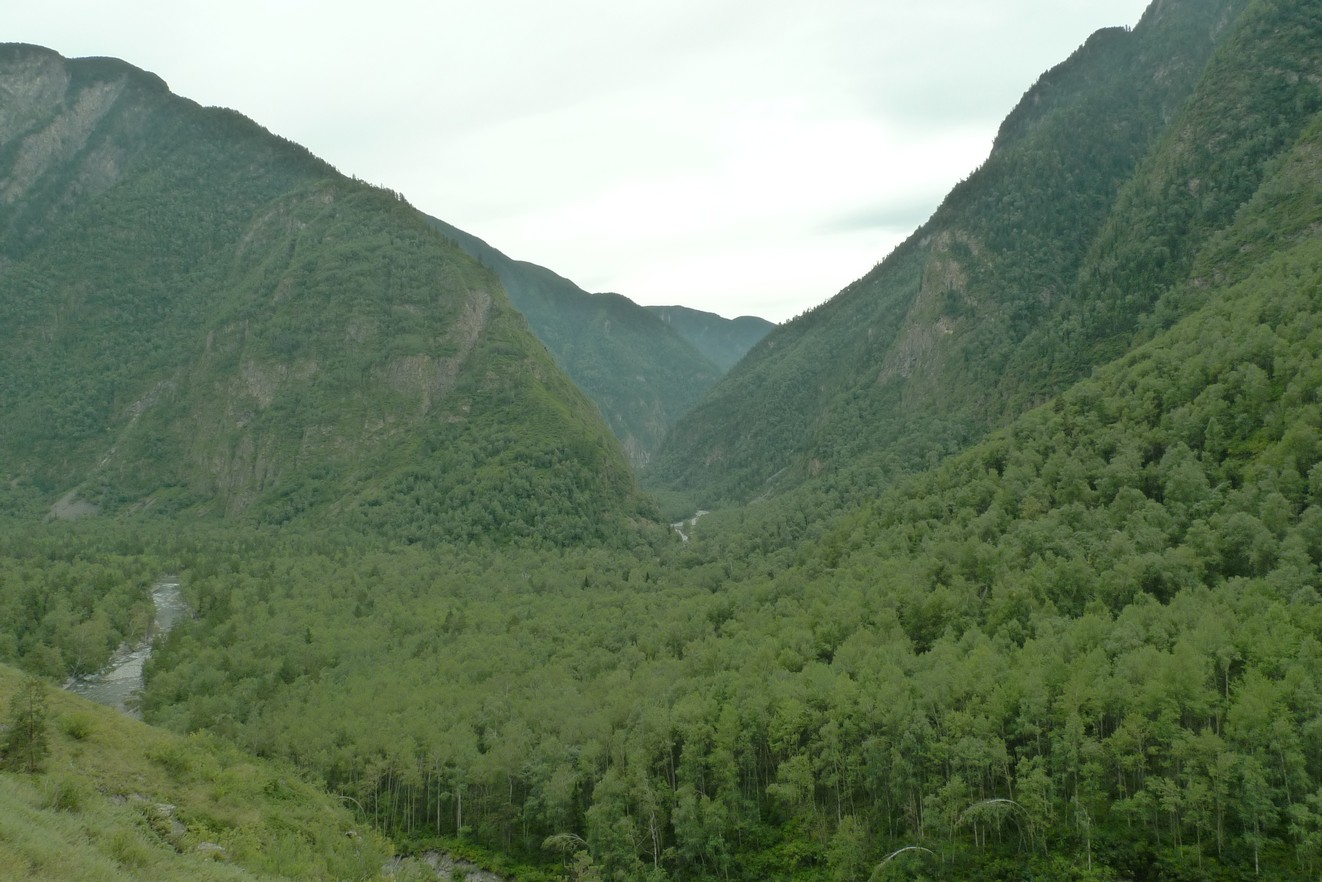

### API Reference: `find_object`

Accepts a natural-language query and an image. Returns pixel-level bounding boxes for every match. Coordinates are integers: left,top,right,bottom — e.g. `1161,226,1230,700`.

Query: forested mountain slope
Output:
648,0,1293,505
426,217,729,467
0,44,647,544
644,305,774,373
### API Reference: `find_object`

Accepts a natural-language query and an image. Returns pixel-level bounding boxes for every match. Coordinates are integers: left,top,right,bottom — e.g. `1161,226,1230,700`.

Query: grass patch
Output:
0,663,392,880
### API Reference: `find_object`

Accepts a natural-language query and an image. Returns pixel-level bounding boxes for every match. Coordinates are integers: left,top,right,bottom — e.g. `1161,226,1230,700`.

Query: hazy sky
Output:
12,1,1151,322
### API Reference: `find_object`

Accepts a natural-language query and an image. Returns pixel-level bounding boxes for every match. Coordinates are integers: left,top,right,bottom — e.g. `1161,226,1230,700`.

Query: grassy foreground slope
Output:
0,664,389,881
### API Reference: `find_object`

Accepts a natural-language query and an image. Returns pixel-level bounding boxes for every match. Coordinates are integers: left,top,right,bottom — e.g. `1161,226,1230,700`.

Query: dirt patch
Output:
49,490,98,521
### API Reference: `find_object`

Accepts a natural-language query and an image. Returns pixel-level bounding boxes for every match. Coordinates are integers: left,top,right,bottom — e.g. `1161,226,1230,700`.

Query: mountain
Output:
647,0,1298,506
138,100,1322,877
426,216,726,467
0,44,648,544
644,305,774,373
7,2,1322,879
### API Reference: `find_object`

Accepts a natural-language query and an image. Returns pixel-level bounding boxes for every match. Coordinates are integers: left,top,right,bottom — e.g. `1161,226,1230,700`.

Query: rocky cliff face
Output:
0,47,165,247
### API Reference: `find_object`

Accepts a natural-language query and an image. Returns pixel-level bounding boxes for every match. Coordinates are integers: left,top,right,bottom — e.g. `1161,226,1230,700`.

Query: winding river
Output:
65,580,188,718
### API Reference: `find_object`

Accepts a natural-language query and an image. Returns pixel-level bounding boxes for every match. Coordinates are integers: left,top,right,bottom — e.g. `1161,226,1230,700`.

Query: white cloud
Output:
9,0,1151,321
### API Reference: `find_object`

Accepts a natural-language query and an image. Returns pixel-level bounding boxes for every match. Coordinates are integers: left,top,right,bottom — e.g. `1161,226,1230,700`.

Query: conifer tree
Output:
1,676,50,774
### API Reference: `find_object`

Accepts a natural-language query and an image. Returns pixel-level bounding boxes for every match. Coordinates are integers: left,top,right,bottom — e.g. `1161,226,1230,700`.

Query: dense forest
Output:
3,1,1322,880
127,211,1322,881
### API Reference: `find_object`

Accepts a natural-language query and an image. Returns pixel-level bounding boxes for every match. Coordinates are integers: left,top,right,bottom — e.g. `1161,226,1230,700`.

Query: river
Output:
671,510,710,542
65,580,188,718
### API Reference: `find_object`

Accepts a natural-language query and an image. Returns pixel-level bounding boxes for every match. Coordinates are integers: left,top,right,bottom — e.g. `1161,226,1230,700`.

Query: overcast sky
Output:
12,1,1151,322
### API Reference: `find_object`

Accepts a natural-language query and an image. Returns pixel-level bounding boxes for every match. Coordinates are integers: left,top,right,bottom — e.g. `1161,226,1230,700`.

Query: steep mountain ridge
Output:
0,44,647,543
647,0,1258,505
1063,0,1322,352
425,216,728,467
644,305,774,373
